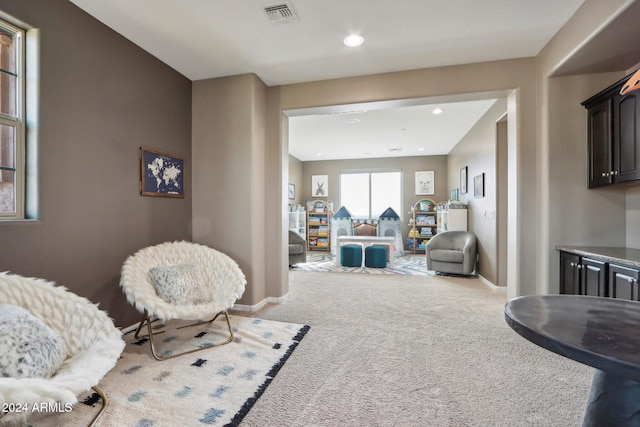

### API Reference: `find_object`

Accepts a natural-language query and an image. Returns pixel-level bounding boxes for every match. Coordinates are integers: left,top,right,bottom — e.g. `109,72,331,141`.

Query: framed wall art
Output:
415,171,435,195
140,146,185,198
288,183,296,200
460,166,468,194
311,175,328,197
474,173,485,198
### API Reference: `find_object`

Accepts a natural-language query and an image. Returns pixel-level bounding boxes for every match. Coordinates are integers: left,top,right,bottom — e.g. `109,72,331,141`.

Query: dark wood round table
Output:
505,294,640,427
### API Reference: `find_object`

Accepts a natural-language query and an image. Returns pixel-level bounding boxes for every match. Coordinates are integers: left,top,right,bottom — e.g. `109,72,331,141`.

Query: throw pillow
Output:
149,263,210,305
0,304,67,379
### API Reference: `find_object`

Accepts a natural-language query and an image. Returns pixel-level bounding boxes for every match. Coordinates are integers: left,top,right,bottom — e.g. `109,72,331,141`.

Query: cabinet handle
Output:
601,172,607,177
615,171,619,176
629,278,637,285
570,262,575,267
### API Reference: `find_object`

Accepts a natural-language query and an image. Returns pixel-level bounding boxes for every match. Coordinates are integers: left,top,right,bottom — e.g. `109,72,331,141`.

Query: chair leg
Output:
88,386,108,427
135,310,234,361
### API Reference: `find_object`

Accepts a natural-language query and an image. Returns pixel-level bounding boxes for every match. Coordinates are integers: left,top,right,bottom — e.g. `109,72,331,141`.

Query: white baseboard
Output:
233,293,290,312
477,274,507,292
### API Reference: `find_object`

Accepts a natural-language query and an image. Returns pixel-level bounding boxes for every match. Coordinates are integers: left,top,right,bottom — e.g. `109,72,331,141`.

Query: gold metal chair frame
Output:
133,310,233,361
89,386,108,427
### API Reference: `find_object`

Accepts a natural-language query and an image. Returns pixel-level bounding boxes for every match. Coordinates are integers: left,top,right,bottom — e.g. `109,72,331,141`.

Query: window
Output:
340,170,402,220
0,19,23,219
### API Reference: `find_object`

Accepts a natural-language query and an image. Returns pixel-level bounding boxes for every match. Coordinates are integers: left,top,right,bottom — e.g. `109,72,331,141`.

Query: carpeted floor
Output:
235,271,593,427
29,316,309,427
294,252,433,275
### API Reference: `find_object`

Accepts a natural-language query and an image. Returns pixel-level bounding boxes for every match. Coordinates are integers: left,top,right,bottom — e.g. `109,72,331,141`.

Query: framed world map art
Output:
140,146,185,198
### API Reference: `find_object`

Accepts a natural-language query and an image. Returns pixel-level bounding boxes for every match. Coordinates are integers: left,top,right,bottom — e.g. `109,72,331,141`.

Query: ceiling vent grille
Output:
263,3,298,24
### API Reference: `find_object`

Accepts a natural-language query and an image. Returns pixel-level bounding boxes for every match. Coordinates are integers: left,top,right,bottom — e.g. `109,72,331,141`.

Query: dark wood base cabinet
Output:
559,250,640,301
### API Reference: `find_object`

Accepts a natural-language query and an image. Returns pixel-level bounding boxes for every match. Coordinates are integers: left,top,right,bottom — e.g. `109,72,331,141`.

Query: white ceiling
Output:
289,99,498,161
69,0,587,160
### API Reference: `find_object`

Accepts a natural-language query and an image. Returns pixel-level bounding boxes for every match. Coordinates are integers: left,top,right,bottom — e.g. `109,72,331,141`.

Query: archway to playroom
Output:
282,90,517,294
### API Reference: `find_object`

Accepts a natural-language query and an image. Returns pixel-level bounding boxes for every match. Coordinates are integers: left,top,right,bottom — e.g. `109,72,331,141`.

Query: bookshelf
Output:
288,208,306,239
307,200,332,251
407,198,437,253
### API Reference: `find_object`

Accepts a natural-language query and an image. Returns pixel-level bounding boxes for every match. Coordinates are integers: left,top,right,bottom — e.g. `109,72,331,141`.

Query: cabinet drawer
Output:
609,263,640,301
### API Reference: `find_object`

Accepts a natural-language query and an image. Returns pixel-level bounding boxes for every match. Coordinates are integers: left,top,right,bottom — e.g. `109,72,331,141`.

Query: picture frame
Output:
450,188,459,201
288,183,295,200
415,171,435,195
474,173,485,198
140,146,185,198
460,166,468,194
312,175,328,197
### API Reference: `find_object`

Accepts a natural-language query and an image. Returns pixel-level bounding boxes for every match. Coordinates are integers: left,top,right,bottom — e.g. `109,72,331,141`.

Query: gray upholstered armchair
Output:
289,230,307,266
426,230,477,275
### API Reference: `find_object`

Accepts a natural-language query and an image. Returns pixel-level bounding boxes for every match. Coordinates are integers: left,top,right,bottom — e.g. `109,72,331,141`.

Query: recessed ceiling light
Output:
345,118,360,124
418,147,425,151
343,34,364,47
432,108,444,115
316,153,322,156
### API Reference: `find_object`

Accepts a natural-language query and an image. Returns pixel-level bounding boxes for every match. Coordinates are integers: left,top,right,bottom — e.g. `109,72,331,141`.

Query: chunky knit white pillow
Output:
0,304,67,379
149,264,210,305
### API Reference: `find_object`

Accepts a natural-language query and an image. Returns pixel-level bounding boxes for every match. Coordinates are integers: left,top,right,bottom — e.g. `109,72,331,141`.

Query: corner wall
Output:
448,99,507,285
192,74,269,308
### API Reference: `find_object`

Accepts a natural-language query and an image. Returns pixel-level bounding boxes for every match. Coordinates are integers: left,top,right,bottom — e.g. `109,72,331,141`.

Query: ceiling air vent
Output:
263,2,298,24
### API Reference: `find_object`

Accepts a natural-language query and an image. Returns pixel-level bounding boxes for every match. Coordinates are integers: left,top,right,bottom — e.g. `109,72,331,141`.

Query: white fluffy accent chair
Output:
0,272,124,426
119,241,246,361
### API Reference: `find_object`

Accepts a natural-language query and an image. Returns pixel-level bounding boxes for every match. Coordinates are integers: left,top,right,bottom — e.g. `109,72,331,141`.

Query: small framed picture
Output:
415,171,434,195
140,146,185,198
312,175,328,197
460,166,468,194
474,173,485,198
288,183,295,200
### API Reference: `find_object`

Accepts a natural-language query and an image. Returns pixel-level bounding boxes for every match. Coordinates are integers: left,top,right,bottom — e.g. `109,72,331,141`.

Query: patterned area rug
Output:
294,252,434,275
30,316,309,427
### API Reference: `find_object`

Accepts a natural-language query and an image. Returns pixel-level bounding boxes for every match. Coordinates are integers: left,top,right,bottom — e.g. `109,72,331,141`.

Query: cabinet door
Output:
609,263,640,301
559,252,580,295
580,258,606,297
587,101,613,188
613,92,640,183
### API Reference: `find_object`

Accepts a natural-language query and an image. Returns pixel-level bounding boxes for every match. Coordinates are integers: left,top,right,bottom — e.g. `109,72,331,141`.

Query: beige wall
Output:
448,99,508,285
299,155,448,244
192,74,269,307
288,155,303,205
0,0,193,327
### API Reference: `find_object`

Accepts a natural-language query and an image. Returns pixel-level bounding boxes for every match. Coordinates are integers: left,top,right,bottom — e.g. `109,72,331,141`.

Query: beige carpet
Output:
235,271,593,427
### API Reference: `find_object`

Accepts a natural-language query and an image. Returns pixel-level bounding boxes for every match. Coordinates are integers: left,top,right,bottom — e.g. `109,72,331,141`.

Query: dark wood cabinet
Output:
609,263,640,301
586,100,612,187
558,249,640,301
613,91,640,183
582,72,640,188
559,251,580,295
580,257,606,297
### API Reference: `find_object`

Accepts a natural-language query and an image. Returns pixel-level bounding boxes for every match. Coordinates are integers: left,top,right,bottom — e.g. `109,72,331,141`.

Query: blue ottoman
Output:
340,245,363,267
365,245,388,268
